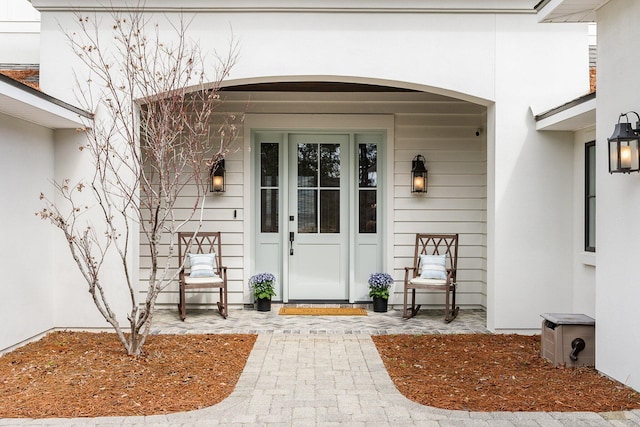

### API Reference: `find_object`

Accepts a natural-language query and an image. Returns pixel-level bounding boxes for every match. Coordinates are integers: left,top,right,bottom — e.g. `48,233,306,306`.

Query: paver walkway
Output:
2,308,639,426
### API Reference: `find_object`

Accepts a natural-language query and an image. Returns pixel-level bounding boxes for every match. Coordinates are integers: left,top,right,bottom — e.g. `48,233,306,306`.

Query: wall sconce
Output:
608,112,640,174
210,159,226,192
411,154,428,193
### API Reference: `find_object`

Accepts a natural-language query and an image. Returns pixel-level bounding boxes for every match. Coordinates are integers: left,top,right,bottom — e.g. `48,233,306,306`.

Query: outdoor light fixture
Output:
210,159,226,192
411,154,428,193
608,111,640,174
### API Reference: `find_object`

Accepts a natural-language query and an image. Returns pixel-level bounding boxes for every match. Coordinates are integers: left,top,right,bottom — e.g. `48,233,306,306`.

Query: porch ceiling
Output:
221,81,418,93
217,90,486,116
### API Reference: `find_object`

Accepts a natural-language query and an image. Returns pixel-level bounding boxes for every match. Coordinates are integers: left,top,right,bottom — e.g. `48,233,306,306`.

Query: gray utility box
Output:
540,313,595,368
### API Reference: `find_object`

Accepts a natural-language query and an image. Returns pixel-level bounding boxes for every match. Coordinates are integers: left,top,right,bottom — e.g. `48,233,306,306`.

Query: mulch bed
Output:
2,331,640,418
373,334,640,412
0,332,256,418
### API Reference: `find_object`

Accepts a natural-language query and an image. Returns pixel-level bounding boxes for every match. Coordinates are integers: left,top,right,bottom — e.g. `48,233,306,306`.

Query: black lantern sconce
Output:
411,154,428,193
210,159,226,192
608,112,640,174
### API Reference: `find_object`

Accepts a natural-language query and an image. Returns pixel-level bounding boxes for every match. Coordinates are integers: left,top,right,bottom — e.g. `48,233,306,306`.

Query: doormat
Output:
278,307,367,316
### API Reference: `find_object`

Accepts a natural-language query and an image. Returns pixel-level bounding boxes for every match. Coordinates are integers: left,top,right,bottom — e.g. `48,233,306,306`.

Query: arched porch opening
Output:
145,77,489,321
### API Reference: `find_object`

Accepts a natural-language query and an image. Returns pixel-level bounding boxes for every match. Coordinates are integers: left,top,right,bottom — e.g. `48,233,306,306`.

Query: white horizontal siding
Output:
139,114,246,311
391,111,487,309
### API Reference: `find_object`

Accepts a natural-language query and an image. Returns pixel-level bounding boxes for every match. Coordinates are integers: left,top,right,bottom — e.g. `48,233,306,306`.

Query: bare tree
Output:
38,9,241,355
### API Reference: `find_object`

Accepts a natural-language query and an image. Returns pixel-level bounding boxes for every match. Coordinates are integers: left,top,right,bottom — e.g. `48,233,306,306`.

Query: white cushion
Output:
419,254,447,280
410,277,447,286
188,253,218,278
184,275,224,285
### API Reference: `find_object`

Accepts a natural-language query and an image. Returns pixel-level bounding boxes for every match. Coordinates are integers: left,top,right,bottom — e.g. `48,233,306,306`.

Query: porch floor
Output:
150,306,489,335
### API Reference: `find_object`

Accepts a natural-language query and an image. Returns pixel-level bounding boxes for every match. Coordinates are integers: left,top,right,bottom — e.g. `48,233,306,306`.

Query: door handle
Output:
289,232,294,255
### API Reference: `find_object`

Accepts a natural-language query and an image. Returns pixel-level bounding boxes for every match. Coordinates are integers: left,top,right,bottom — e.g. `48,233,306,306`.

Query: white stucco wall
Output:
488,16,588,332
594,0,640,391
36,6,587,109
0,0,40,64
0,112,55,351
50,128,136,329
33,2,589,333
36,10,497,105
573,127,596,317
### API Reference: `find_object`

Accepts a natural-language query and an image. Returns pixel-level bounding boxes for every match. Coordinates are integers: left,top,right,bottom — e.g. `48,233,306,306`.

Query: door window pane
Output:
261,189,279,233
320,190,340,233
298,189,317,233
261,143,279,187
320,144,340,187
358,143,377,187
359,190,376,233
297,144,318,187
297,141,342,234
260,142,279,233
358,142,377,233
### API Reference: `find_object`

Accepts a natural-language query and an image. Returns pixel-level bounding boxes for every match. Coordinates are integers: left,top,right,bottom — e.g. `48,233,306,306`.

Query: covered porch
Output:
143,79,489,318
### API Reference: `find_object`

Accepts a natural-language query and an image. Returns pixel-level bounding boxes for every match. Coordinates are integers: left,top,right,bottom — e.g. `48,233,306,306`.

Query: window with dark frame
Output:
585,141,596,252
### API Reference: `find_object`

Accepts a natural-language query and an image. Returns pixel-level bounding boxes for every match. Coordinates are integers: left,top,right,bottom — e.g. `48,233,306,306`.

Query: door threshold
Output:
287,299,349,304
285,300,368,308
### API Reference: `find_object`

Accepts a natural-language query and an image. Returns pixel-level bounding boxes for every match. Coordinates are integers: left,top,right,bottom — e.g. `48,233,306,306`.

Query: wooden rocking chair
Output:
403,233,459,322
177,231,228,320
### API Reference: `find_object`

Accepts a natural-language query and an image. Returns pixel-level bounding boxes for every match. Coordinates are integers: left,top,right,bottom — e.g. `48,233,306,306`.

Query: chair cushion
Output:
410,277,447,286
188,253,218,278
184,275,224,285
419,254,447,280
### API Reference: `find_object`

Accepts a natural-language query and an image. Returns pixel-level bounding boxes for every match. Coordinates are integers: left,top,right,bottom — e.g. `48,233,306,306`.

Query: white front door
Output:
288,134,350,300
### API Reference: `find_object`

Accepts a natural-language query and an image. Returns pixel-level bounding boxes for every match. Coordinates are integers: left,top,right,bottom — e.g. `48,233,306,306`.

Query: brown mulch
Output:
0,332,256,418
373,334,640,412
2,331,640,418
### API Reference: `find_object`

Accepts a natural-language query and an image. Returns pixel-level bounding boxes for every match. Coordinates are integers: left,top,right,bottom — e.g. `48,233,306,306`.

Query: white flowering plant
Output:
249,272,277,300
368,272,394,299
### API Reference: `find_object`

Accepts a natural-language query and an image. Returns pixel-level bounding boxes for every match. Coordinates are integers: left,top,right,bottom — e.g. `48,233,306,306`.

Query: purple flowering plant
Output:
249,272,277,299
368,272,394,299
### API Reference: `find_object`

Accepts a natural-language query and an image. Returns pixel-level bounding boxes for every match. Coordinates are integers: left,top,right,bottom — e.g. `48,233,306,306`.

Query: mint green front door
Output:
288,134,350,300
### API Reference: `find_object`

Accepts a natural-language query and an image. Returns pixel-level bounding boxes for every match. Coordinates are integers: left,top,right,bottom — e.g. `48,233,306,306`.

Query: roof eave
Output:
536,0,610,23
535,92,596,131
0,74,91,129
32,0,538,13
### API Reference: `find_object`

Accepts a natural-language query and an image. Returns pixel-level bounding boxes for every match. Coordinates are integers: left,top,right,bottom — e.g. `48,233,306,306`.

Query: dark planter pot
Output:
256,297,271,312
372,297,388,313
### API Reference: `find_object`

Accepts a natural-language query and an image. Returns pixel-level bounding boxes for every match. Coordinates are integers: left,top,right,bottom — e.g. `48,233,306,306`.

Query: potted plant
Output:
249,272,277,312
368,272,394,313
